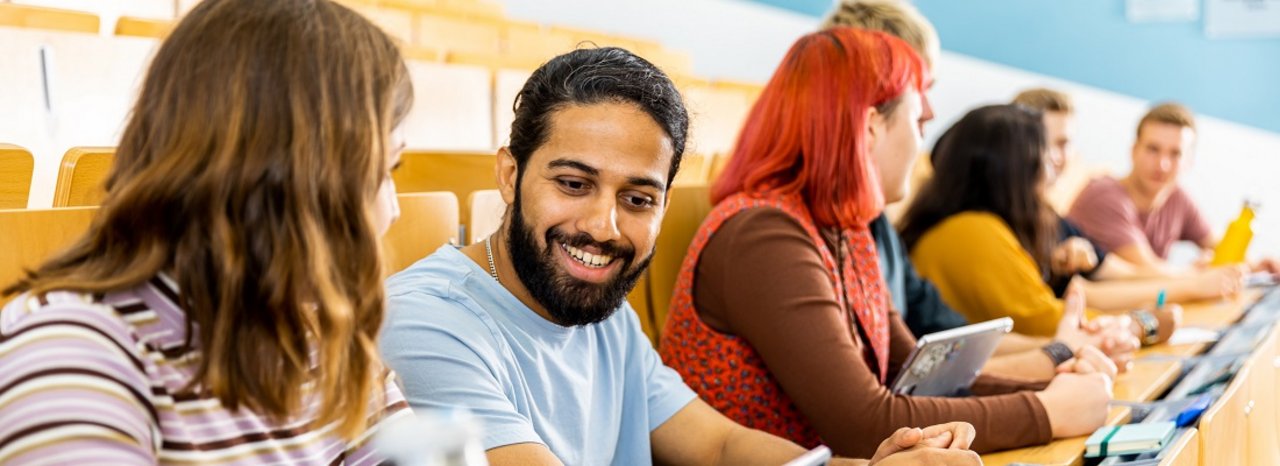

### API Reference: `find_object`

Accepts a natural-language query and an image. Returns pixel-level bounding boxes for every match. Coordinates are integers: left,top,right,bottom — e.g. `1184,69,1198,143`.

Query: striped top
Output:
0,275,411,465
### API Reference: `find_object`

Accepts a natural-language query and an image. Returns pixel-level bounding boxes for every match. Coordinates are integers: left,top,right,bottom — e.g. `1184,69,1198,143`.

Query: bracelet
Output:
1132,310,1161,346
1041,341,1075,367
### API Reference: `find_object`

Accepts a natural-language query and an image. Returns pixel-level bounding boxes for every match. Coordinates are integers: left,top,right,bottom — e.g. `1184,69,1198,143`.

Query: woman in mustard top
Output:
899,105,1178,343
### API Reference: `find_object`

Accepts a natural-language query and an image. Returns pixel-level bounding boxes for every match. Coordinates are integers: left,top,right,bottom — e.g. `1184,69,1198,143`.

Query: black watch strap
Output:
1041,341,1075,366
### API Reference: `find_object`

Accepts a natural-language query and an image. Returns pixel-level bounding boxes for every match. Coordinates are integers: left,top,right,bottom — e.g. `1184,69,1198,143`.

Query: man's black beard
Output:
505,189,651,327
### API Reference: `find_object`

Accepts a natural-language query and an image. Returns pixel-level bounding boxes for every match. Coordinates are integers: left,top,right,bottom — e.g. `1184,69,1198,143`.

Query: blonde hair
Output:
823,0,940,70
8,0,413,440
1013,88,1075,114
1138,102,1196,138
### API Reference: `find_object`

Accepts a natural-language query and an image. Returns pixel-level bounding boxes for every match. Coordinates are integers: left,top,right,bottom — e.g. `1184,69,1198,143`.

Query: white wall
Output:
499,0,817,83
0,28,157,208
928,53,1280,258
11,0,176,19
501,1,1280,257
5,0,1279,259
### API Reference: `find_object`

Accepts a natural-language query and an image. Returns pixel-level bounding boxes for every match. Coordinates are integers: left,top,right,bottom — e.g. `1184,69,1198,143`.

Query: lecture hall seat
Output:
0,206,99,303
0,144,35,209
384,191,460,276
648,184,713,337
52,147,113,207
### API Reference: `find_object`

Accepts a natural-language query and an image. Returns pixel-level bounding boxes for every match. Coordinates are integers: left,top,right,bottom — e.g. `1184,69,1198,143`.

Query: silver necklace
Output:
484,235,499,280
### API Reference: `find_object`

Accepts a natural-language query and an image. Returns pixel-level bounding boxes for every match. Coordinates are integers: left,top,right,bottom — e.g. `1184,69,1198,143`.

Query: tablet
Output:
890,317,1013,397
782,446,832,466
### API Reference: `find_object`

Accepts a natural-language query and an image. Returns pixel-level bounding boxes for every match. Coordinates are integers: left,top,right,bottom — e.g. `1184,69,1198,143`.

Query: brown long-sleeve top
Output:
692,208,1053,457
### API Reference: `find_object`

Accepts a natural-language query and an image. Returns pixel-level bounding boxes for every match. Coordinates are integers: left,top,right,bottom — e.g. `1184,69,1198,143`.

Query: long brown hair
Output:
898,104,1057,273
5,0,413,440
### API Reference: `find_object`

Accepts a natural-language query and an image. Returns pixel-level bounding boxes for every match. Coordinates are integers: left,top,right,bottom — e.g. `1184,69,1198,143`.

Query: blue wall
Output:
748,0,1280,134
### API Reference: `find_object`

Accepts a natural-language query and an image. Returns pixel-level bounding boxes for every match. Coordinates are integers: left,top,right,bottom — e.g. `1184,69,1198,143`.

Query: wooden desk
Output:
1139,291,1260,360
979,408,1129,466
1114,359,1181,402
1161,428,1199,466
980,292,1261,465
1180,290,1258,328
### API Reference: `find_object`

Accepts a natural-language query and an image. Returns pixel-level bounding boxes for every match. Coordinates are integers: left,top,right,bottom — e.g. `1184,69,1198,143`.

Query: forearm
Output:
1112,246,1193,277
1080,276,1209,311
717,426,866,466
982,350,1056,381
1079,279,1160,311
995,332,1050,355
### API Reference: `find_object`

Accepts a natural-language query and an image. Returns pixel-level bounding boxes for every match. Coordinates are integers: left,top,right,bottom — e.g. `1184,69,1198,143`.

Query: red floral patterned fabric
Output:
659,191,890,447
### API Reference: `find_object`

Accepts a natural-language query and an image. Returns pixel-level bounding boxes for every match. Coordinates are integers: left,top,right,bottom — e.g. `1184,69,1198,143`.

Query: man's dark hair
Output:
508,47,689,186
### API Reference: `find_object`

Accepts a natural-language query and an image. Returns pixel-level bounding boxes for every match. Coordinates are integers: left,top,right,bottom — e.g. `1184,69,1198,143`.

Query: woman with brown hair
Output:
0,0,413,463
900,105,1179,345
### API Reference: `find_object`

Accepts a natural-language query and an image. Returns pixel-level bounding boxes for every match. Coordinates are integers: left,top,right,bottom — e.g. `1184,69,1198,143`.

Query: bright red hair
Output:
712,27,927,228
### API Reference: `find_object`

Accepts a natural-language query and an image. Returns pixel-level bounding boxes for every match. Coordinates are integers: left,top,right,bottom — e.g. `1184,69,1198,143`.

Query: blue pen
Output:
1176,393,1214,427
1156,289,1167,310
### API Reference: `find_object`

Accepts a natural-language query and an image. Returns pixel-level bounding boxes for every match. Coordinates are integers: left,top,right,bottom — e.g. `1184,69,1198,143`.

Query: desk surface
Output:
979,291,1262,465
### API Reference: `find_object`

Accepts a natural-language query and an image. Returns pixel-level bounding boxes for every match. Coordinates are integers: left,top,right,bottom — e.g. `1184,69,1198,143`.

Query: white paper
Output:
1167,327,1222,346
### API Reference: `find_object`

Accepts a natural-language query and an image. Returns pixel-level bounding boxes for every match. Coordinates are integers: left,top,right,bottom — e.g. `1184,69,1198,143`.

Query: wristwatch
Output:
1041,341,1075,367
1132,310,1161,346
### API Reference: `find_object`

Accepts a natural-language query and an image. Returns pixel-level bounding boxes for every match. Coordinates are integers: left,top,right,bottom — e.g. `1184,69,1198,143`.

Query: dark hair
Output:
899,104,1058,272
507,47,689,186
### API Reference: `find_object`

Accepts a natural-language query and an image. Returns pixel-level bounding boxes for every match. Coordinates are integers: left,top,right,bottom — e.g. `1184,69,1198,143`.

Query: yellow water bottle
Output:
1212,201,1257,265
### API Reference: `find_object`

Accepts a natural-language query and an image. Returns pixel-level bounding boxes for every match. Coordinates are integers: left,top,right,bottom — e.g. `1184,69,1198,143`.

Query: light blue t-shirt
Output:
381,246,697,465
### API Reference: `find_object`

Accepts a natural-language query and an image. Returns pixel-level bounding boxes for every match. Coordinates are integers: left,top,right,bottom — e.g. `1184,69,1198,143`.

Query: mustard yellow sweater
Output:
909,212,1094,337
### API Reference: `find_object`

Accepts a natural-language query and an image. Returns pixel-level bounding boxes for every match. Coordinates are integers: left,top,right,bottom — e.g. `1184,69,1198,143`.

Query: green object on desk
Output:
1085,422,1177,458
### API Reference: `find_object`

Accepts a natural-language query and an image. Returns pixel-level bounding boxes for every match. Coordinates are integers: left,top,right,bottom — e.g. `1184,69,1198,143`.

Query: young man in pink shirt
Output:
1067,103,1276,277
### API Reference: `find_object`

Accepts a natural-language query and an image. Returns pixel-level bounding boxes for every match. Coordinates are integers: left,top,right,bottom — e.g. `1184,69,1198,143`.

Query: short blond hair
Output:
1013,88,1074,114
1137,102,1196,138
823,0,939,70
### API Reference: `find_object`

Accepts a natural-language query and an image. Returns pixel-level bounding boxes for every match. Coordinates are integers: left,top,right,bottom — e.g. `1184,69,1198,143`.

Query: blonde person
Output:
0,0,413,463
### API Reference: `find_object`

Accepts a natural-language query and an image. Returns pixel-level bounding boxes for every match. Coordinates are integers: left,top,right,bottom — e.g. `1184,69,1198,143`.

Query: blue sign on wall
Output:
747,0,1280,134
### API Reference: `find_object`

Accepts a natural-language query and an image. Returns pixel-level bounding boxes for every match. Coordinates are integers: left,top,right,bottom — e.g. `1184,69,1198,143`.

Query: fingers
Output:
876,448,982,466
918,431,953,449
1053,239,1096,274
1052,245,1070,274
920,422,976,450
1069,246,1097,272
1078,346,1118,378
1061,282,1086,327
1111,353,1134,373
1057,358,1100,376
1160,304,1184,329
892,427,923,449
871,427,921,464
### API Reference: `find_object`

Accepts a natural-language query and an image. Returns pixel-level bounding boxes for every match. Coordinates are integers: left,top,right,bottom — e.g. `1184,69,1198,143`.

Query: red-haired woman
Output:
659,27,1111,458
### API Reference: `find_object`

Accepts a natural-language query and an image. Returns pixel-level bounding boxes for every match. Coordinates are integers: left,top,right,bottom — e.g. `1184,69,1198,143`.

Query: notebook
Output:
1085,422,1177,458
